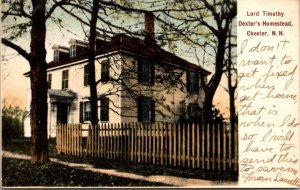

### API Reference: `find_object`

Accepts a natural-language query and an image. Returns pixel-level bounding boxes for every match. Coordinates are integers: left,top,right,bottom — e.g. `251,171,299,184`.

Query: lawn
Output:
2,158,167,187
2,138,57,157
2,138,238,187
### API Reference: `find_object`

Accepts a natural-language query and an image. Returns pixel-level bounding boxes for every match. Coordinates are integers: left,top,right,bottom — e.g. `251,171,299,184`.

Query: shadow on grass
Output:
3,138,238,183
2,138,57,157
2,157,169,187
57,154,238,182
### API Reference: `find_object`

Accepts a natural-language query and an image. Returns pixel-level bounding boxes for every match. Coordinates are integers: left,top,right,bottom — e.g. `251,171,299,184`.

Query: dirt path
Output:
2,150,237,187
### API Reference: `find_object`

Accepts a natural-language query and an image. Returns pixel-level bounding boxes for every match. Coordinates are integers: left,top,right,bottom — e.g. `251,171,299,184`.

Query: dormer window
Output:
52,45,69,61
68,39,88,58
70,45,76,57
54,50,59,61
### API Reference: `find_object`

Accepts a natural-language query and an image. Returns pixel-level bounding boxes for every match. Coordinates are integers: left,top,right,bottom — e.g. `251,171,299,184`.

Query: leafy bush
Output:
178,100,202,123
211,105,225,123
2,103,25,142
178,100,225,124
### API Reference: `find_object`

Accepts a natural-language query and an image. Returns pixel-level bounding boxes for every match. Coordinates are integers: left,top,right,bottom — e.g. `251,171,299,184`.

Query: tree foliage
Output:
1,0,71,164
2,0,236,165
2,100,25,142
153,0,237,123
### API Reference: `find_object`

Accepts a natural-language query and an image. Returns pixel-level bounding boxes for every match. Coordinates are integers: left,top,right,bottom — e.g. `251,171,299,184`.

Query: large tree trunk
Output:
229,85,236,129
229,85,236,151
30,0,49,164
88,0,100,126
227,23,237,148
202,35,226,124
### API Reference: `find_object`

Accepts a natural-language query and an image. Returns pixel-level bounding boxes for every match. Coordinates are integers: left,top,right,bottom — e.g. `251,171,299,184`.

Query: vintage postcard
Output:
1,0,299,188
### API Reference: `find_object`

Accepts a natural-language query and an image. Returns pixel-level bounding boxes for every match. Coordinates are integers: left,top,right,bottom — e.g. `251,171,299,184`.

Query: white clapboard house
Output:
24,13,210,137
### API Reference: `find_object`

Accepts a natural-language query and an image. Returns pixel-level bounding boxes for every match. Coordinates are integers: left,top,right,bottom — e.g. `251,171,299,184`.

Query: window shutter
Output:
47,74,52,89
195,73,199,93
104,61,109,81
84,65,89,86
79,102,83,123
150,62,155,85
100,97,109,121
61,72,64,89
186,71,190,92
137,98,142,122
137,59,143,83
105,65,109,81
101,60,109,82
106,99,109,121
66,70,69,89
151,99,155,123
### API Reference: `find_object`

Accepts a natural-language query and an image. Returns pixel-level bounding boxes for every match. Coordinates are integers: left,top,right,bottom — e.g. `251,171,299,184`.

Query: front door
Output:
57,103,68,124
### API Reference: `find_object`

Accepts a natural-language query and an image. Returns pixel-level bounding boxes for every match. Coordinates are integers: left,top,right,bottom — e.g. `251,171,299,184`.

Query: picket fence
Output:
56,122,238,172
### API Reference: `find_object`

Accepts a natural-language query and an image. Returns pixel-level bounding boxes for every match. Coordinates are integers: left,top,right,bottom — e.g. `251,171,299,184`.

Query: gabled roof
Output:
46,34,210,75
68,39,88,47
52,45,69,52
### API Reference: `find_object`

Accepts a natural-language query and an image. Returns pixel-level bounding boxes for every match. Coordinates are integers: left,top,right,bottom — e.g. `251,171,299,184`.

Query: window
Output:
54,50,59,61
62,70,69,89
100,97,109,121
137,97,155,122
70,45,76,57
84,65,89,86
47,73,52,89
138,59,154,85
80,101,91,122
101,60,110,82
187,71,199,93
188,104,201,120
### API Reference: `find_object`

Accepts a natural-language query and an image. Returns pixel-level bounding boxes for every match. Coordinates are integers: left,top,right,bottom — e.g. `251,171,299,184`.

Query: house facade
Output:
23,13,210,138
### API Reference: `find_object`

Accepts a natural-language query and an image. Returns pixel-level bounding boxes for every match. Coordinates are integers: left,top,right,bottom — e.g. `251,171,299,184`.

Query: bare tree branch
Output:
1,38,32,63
46,0,70,19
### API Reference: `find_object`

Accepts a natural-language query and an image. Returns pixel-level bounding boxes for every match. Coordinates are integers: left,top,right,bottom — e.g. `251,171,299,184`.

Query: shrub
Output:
2,103,25,142
178,101,225,124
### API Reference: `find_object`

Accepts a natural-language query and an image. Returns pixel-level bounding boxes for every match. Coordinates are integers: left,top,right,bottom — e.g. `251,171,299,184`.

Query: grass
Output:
3,138,238,186
2,158,167,187
57,154,238,182
2,138,57,157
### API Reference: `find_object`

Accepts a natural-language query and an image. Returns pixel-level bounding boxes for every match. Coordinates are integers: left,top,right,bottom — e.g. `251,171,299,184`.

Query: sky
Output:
1,1,232,118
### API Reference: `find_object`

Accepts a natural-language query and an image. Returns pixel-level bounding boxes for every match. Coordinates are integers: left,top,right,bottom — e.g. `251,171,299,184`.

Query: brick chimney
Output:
144,11,155,44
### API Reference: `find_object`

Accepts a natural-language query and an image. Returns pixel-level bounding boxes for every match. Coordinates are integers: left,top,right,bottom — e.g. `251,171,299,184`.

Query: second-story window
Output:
101,60,110,82
84,65,89,86
187,71,199,93
54,50,59,61
62,70,69,89
47,73,52,89
70,45,76,57
138,59,154,85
